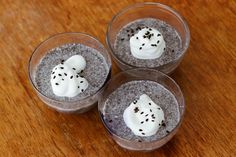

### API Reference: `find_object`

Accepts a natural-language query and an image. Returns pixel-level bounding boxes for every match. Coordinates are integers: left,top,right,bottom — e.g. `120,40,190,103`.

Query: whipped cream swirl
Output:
50,55,89,97
123,94,165,137
130,27,166,59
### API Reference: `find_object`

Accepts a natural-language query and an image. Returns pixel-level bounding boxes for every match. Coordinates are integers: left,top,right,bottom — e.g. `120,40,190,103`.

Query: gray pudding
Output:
114,18,183,68
101,80,180,142
34,43,111,102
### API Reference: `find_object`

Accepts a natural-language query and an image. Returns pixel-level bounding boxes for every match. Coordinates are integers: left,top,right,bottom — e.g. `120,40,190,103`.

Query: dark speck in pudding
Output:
114,18,183,68
101,80,180,142
34,43,110,101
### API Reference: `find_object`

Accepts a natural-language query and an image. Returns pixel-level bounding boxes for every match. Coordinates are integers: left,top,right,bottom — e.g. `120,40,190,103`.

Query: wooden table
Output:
0,0,235,156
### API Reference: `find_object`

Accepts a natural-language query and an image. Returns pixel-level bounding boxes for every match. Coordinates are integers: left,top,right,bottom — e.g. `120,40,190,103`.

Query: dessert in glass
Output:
106,2,190,74
98,68,185,151
28,32,112,113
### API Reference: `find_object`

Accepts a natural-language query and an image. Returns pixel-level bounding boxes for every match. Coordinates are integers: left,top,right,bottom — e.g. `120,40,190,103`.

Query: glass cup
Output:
106,2,190,74
98,68,185,151
28,32,112,113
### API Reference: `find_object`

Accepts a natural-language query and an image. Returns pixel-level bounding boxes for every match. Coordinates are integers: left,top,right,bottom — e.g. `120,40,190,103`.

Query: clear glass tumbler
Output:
98,68,185,151
106,2,190,74
28,32,112,113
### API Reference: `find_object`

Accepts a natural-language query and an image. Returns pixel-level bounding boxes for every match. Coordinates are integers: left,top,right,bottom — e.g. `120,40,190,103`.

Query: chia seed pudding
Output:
114,18,183,68
101,80,180,142
34,43,111,101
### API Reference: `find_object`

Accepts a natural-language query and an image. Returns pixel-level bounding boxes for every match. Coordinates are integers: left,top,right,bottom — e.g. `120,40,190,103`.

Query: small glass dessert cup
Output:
106,2,190,74
98,68,185,151
28,32,112,113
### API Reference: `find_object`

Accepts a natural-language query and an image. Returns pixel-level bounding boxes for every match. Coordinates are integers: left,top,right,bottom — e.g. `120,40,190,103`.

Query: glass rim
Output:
28,32,112,104
106,2,190,69
98,68,185,144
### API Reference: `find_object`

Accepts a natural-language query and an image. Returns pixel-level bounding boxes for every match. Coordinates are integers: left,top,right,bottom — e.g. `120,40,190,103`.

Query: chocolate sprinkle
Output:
145,114,149,117
141,121,144,124
157,34,161,36
166,130,170,133
109,120,113,123
136,37,138,39
72,68,76,70
55,83,59,85
139,47,142,50
78,86,80,88
150,109,152,112
64,73,67,76
70,76,73,79
146,119,149,122
152,120,155,122
149,103,151,105
142,43,145,46
139,129,143,131
121,38,125,41
52,72,55,74
80,81,83,83
81,89,84,92
172,50,175,52
157,40,160,44
58,74,62,76
53,76,56,79
142,133,145,135
62,79,64,81
140,112,144,114
60,67,64,69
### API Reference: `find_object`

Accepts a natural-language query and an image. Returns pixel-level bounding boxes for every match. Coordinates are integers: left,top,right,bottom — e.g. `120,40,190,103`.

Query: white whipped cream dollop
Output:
50,55,88,97
130,27,166,59
123,94,165,137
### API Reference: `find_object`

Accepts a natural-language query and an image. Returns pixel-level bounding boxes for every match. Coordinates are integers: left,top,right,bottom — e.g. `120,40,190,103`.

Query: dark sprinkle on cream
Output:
141,121,144,124
146,119,149,122
142,43,145,46
60,67,64,69
150,109,152,112
139,47,142,50
149,103,151,105
55,83,59,85
140,112,144,114
134,107,139,113
157,34,161,36
145,114,149,117
80,81,83,83
157,40,160,44
58,74,62,76
81,89,84,92
72,68,76,70
53,76,56,79
70,76,73,79
142,133,145,135
139,129,143,131
64,73,67,76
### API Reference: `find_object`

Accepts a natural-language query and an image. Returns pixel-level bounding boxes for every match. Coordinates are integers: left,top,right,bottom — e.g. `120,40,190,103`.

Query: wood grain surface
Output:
0,0,236,156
